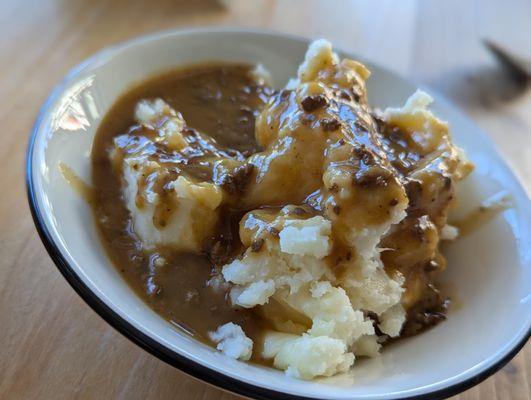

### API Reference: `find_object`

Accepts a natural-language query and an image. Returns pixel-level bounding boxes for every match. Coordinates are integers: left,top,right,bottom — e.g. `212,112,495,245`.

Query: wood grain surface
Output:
0,0,529,399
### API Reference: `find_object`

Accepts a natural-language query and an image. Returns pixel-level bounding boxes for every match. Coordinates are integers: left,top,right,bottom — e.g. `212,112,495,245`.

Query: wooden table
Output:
1,0,529,399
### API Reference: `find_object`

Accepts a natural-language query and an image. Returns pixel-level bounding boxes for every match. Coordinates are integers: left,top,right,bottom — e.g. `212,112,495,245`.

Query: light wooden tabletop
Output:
1,0,529,399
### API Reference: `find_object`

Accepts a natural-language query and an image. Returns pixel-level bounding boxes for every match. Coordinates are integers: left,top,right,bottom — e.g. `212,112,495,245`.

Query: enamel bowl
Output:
26,28,530,400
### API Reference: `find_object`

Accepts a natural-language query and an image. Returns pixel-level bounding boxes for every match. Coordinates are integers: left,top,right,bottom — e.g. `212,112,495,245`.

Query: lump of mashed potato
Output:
269,333,355,380
110,39,473,380
209,322,253,361
111,99,229,252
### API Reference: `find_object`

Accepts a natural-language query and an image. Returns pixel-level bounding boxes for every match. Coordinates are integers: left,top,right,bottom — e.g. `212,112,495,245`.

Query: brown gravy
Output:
452,192,511,236
59,162,94,205
91,64,269,355
90,61,471,366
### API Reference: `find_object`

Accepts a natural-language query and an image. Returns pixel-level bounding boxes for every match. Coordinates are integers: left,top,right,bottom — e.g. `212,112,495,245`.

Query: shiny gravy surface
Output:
91,63,464,361
92,65,269,349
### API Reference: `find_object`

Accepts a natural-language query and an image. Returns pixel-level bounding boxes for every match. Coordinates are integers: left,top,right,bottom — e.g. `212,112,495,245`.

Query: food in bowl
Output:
91,39,473,380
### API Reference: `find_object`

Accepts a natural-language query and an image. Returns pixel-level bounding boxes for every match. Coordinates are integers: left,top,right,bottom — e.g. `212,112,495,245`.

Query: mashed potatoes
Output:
109,40,473,380
112,99,225,252
209,322,253,361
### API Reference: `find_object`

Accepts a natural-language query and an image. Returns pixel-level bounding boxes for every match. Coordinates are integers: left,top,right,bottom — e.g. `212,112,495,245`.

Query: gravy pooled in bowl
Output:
92,40,473,380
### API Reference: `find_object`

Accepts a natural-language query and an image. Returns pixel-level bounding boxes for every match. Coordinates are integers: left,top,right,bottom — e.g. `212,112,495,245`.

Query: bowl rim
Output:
25,26,530,400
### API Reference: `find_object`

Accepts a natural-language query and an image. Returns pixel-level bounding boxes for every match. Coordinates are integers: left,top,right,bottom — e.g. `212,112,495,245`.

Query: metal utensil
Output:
483,39,531,86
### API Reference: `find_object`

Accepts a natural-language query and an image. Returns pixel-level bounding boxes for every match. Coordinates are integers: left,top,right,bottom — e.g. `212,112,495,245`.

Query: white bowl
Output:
26,28,530,400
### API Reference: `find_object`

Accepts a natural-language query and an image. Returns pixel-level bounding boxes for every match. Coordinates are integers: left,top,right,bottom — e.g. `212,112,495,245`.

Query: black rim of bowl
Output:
25,27,531,400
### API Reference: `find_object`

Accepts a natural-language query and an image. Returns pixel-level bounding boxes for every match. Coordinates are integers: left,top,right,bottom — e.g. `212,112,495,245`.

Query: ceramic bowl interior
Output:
27,29,531,400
